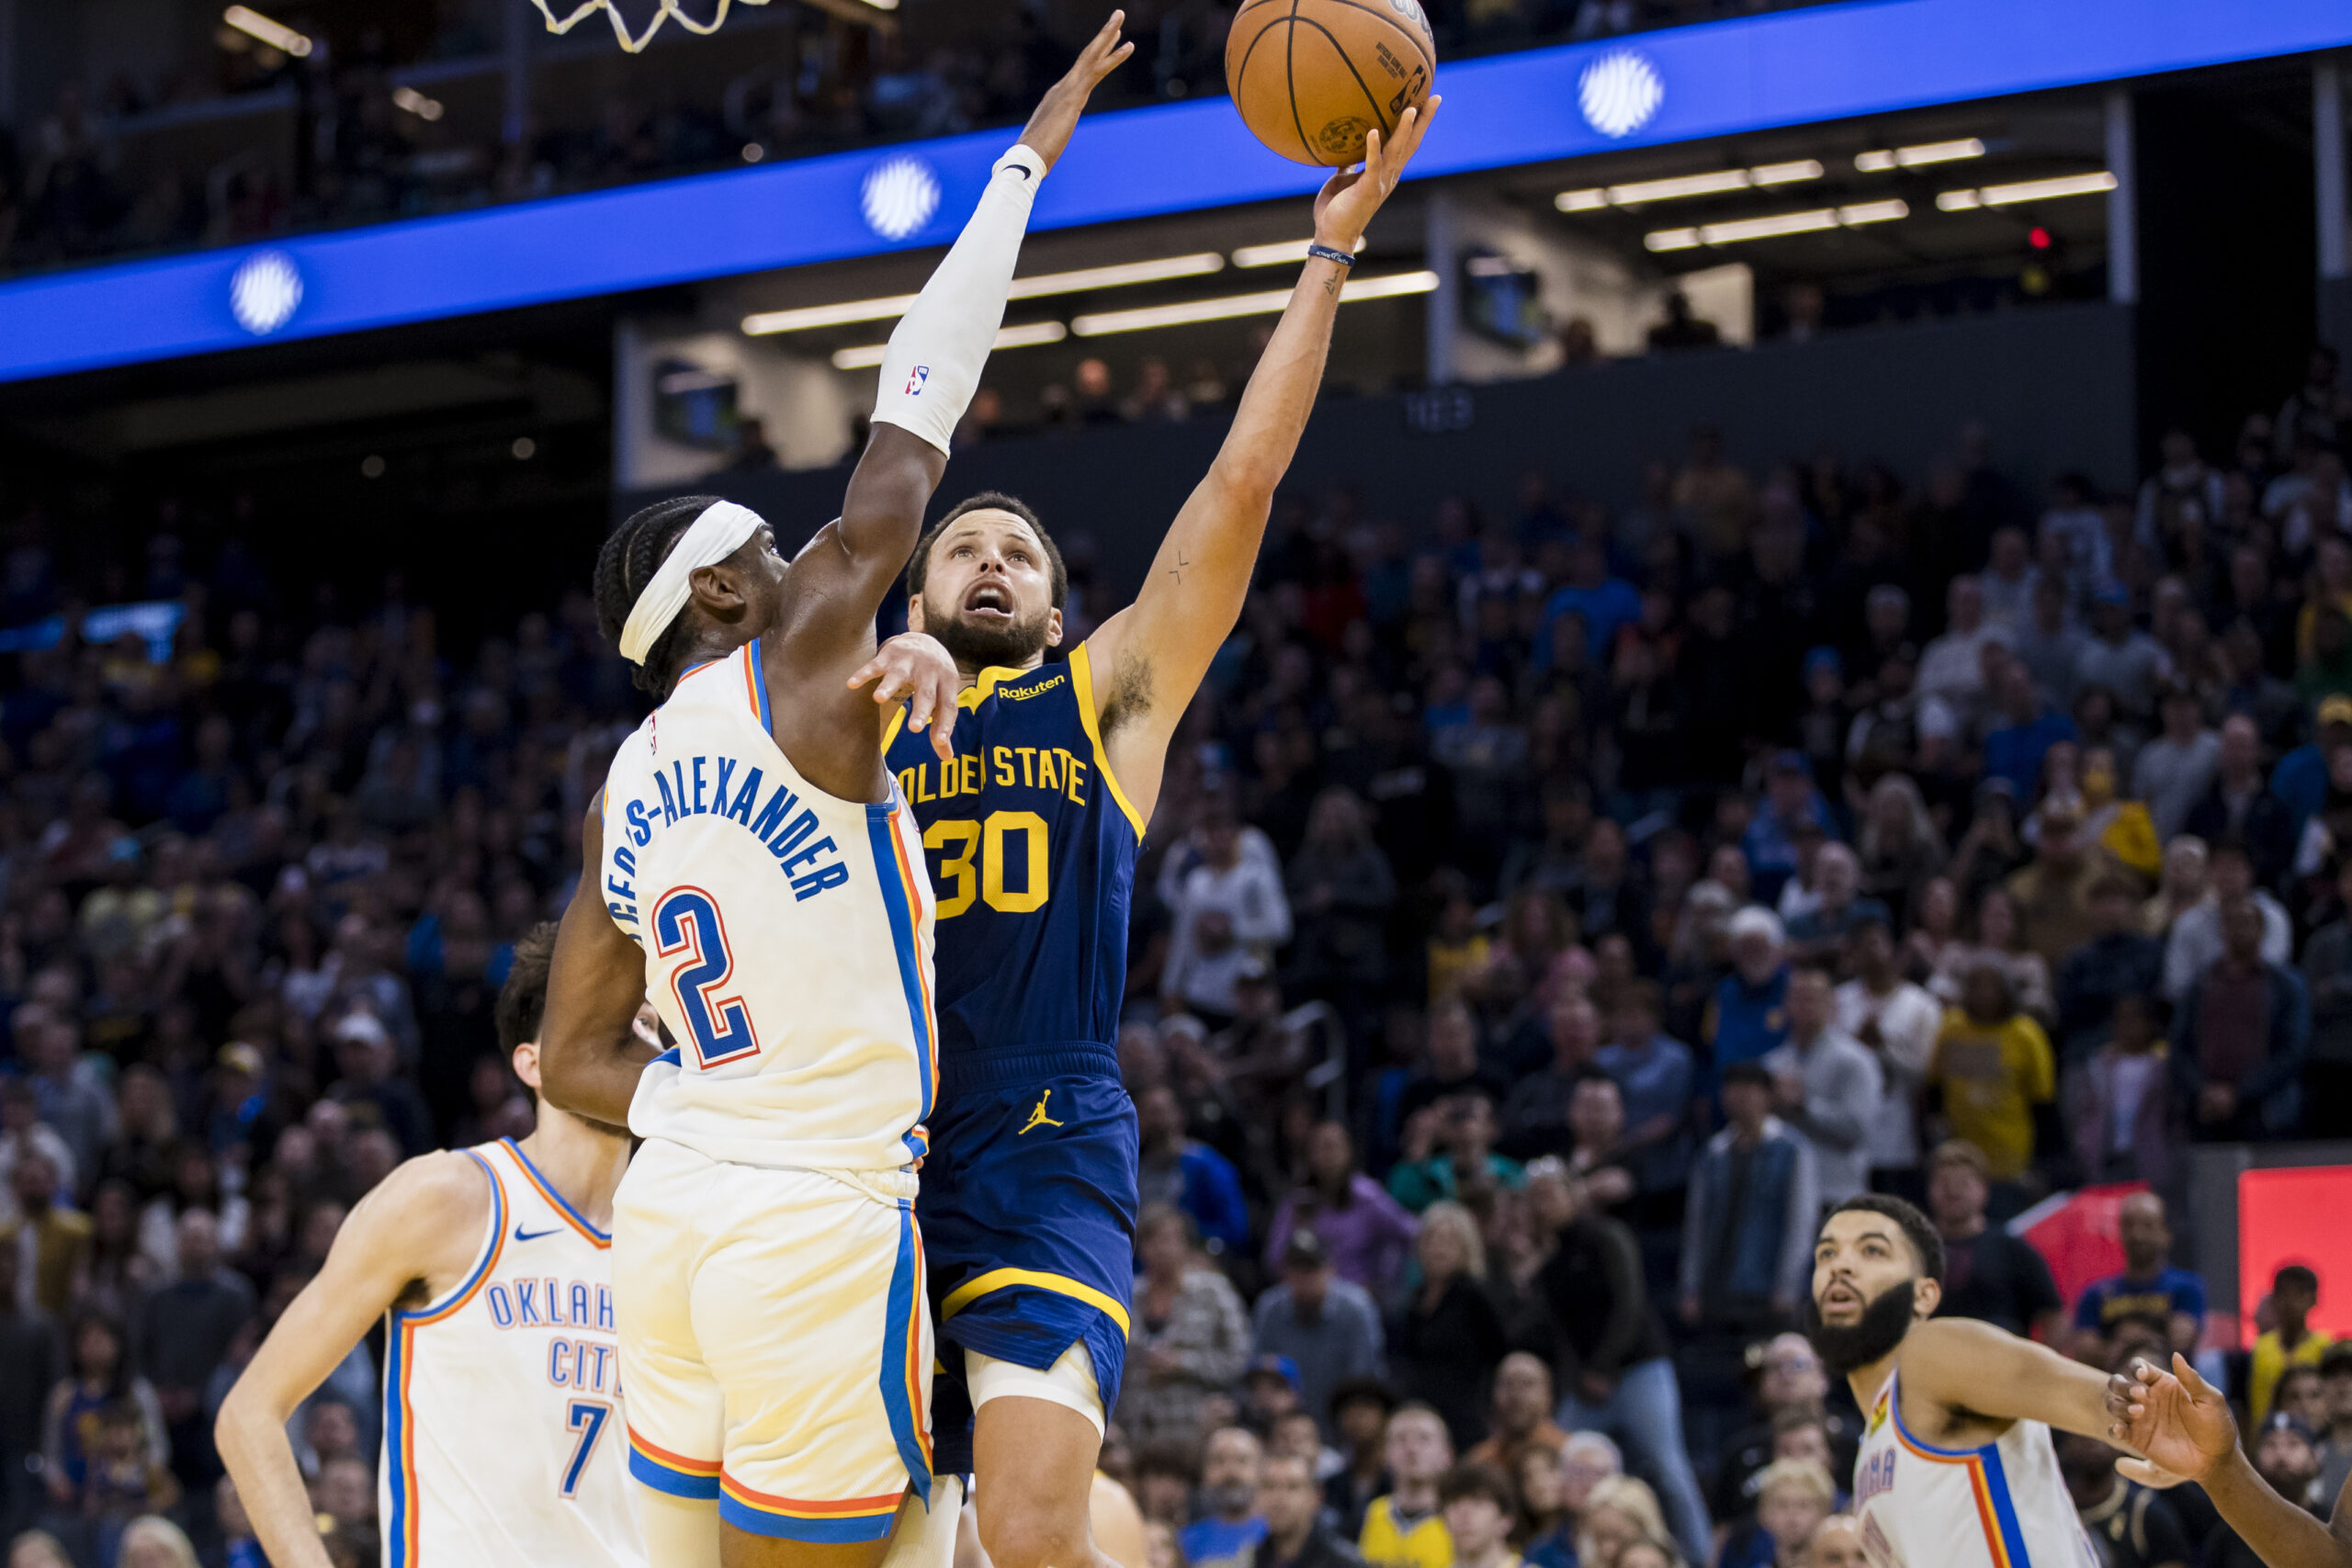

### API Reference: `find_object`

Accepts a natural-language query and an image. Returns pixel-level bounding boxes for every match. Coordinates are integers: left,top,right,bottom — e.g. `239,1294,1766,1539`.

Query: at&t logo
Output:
1578,50,1663,139
861,155,942,242
230,249,303,335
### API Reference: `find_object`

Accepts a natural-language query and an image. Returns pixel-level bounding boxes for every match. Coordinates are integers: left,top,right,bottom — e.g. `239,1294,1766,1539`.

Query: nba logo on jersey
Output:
905,365,930,396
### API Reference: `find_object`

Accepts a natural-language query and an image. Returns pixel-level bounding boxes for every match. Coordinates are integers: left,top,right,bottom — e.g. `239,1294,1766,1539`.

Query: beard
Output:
1805,1278,1919,1377
927,598,1054,670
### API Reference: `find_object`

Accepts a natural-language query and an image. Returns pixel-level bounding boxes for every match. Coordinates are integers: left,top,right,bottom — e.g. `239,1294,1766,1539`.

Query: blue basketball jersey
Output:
883,641,1146,1465
883,642,1144,1060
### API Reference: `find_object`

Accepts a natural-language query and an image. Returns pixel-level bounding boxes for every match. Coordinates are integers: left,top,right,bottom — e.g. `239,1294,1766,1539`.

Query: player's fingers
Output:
2174,1352,2215,1399
846,656,885,691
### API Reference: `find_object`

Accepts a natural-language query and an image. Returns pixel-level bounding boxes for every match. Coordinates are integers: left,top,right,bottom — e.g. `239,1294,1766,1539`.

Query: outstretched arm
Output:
537,798,657,1128
218,1154,488,1568
785,15,1134,643
1900,1315,2143,1443
2111,1354,2352,1568
1087,100,1439,818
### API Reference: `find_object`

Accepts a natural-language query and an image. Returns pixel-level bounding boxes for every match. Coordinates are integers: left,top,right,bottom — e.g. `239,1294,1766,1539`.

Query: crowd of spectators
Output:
1,340,2351,1568
0,0,1839,276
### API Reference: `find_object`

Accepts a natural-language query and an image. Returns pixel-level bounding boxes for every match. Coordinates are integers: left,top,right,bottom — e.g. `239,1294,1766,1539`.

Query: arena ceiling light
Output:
1645,198,1908,251
1936,170,2117,209
221,6,312,55
390,86,445,122
1005,254,1225,298
743,253,1226,335
1069,270,1438,337
1853,137,1985,172
830,321,1067,369
1555,159,1823,212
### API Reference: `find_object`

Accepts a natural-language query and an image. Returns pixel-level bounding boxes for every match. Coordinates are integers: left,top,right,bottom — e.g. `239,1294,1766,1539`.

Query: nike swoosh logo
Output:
514,1224,561,1244
1011,165,1033,180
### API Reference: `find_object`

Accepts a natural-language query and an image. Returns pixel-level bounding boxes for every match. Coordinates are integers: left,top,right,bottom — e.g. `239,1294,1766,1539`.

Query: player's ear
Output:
1044,607,1064,649
907,593,929,634
1911,1274,1941,1319
687,561,749,619
512,1039,544,1091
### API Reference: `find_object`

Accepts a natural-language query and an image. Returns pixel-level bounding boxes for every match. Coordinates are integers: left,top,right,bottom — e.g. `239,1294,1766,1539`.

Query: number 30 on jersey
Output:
922,811,1050,919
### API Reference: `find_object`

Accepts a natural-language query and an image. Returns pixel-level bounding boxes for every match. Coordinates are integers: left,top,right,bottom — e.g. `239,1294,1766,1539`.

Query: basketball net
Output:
527,0,767,54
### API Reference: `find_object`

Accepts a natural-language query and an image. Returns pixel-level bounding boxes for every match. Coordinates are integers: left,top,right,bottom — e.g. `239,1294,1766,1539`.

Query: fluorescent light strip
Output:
746,253,1228,336
831,321,1068,370
1558,159,1824,212
1855,137,1987,172
1644,198,1909,251
1938,171,2114,209
1007,254,1224,298
391,85,444,122
1070,271,1438,337
222,5,312,55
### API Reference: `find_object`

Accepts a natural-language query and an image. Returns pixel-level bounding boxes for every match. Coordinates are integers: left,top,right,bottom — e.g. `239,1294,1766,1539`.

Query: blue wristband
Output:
1306,243,1355,267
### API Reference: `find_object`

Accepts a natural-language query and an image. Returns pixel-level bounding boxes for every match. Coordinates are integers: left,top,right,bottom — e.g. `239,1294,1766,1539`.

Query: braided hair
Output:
594,494,720,696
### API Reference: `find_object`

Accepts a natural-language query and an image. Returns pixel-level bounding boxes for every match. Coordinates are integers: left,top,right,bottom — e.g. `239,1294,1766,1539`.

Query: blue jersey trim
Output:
881,1200,933,1506
1976,1444,2035,1567
501,1136,611,1243
746,637,775,737
866,803,936,1160
384,1150,505,1568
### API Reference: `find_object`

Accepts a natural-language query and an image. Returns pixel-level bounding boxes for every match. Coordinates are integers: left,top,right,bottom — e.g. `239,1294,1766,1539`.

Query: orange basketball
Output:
1225,0,1436,168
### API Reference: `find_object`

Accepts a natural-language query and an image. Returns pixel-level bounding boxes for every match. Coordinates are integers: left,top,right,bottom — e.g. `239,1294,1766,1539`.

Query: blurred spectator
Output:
1460,1354,1562,1479
2132,685,2221,844
6,1151,89,1315
1679,1063,1814,1337
1435,1464,1517,1568
1183,1427,1270,1568
1266,1124,1419,1297
1527,1168,1708,1564
1761,965,1881,1204
2077,589,2168,722
1358,1404,1455,1568
1831,917,1939,1193
138,1209,251,1490
1388,1204,1509,1449
2053,874,2165,1057
2314,1344,2352,1506
1715,1457,1834,1568
1573,1476,1670,1568
1922,1142,2061,1339
0,1238,59,1538
1498,998,1602,1161
1999,799,2103,969
2303,855,2352,1139
1248,1450,1364,1568
1707,909,1792,1086
1325,1380,1399,1540
2183,715,2294,886
2249,1265,2334,1427
1136,1086,1251,1256
1252,1229,1386,1446
1125,1204,1252,1451
2069,1192,2204,1361
1388,1097,1522,1215
1522,1433,1619,1568
1927,964,2055,1189
2176,895,2309,1141
2063,994,2183,1190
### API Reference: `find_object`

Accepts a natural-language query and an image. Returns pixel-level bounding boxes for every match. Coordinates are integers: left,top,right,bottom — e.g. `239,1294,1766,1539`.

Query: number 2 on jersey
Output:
652,887,760,1067
923,810,1049,919
560,1399,610,1498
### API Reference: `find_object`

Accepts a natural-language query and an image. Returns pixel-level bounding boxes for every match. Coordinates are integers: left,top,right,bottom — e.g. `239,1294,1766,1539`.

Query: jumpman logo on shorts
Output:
1019,1089,1064,1135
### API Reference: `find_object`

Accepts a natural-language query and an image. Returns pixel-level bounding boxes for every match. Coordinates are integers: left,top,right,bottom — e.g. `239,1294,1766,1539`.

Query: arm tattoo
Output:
1322,271,1341,298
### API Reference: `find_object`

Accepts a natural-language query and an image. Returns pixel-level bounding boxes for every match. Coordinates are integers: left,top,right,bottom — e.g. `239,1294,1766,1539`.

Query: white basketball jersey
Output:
1849,1370,2098,1568
380,1139,643,1568
598,638,937,1172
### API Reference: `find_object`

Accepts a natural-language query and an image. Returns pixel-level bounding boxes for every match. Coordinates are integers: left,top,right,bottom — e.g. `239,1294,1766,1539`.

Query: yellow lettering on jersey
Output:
962,753,982,795
1063,750,1088,804
895,768,916,804
994,747,1016,787
1035,749,1060,792
1016,747,1037,786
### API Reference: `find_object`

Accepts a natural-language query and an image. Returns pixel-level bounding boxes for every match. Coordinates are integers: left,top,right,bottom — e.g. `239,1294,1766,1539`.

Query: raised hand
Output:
2107,1354,2237,1484
847,632,962,761
1313,97,1442,252
1016,12,1134,173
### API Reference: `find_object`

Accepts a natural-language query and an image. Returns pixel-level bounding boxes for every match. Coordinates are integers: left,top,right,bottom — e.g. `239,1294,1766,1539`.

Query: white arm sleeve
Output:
871,143,1046,455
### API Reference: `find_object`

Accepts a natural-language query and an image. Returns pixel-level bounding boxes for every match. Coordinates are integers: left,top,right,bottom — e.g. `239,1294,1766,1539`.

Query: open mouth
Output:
1819,1283,1863,1314
964,582,1014,622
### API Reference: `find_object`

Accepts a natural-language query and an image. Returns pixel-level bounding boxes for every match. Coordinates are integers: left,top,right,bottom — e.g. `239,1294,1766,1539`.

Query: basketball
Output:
1225,0,1436,167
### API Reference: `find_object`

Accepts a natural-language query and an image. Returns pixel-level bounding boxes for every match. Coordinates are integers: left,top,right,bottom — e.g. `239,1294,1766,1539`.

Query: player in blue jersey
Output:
882,99,1439,1568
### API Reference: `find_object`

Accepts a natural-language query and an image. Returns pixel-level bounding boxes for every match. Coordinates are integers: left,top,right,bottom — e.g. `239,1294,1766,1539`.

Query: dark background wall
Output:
622,301,2138,598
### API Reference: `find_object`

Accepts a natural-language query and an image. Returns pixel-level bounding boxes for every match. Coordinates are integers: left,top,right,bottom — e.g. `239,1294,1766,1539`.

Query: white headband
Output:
617,500,765,665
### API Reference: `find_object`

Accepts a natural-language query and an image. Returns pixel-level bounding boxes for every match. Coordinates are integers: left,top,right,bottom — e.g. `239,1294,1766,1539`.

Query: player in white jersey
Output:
217,925,641,1568
1810,1194,2152,1568
534,21,1133,1568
